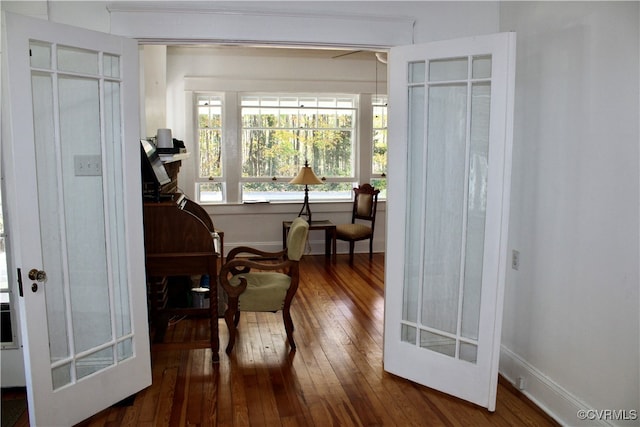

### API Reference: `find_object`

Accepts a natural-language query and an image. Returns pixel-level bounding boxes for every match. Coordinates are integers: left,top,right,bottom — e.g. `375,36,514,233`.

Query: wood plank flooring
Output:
7,254,559,426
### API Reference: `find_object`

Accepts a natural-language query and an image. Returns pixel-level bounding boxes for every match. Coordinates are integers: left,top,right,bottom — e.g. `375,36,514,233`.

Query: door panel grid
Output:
30,39,132,389
401,55,492,365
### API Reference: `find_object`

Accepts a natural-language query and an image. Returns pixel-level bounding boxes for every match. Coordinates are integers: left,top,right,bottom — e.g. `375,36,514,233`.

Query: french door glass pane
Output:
402,74,426,326
57,46,98,75
422,84,467,334
408,62,425,84
32,71,71,366
76,347,114,380
461,82,491,340
429,58,468,81
58,75,112,354
31,40,130,387
401,324,417,343
103,54,120,78
52,363,72,390
420,330,455,357
104,80,132,346
29,41,51,69
460,342,478,363
472,55,492,79
117,338,134,362
401,55,492,364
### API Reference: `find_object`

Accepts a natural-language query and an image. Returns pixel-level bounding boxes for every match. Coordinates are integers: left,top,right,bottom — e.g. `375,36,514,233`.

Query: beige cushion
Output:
287,217,309,261
231,272,292,312
336,223,372,240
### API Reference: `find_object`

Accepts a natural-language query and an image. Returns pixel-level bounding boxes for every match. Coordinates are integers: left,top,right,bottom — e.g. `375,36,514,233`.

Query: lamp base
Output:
297,185,313,223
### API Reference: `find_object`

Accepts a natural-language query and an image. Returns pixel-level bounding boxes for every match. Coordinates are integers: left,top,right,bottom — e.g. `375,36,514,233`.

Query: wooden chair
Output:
336,183,380,264
218,218,309,353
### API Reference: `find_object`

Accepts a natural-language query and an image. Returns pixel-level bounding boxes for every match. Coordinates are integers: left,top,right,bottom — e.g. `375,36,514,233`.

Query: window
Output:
240,94,356,202
196,94,224,202
194,91,387,204
371,95,388,198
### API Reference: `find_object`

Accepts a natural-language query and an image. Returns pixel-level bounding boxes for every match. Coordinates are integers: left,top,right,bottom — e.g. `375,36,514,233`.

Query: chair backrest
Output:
352,184,380,225
287,217,310,261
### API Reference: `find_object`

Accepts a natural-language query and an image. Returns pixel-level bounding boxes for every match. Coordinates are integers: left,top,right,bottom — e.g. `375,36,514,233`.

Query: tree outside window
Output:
196,94,223,202
240,95,356,202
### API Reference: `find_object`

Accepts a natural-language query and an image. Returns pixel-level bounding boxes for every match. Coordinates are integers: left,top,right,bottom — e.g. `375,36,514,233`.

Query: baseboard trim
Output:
499,345,615,427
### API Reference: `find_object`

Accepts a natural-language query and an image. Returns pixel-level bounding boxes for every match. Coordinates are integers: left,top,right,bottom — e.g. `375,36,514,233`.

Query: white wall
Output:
499,2,640,426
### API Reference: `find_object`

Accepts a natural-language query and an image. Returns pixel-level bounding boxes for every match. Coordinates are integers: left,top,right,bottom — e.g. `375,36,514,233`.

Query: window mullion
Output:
358,93,373,186
223,92,241,203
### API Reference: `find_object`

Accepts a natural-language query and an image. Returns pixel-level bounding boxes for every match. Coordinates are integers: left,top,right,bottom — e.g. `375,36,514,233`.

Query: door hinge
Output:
17,268,24,297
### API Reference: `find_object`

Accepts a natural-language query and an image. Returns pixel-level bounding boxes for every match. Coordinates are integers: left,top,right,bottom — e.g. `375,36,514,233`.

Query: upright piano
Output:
143,193,221,361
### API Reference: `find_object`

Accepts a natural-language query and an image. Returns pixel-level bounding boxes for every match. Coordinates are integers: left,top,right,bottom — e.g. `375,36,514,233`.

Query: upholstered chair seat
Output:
230,272,291,312
336,223,373,241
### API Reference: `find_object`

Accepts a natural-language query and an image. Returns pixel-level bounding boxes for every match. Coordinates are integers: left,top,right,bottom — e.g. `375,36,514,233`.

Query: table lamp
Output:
289,160,323,223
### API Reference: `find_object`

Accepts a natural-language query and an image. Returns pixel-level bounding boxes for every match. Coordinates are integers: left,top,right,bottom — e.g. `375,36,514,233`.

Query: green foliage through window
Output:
197,95,222,178
241,95,356,179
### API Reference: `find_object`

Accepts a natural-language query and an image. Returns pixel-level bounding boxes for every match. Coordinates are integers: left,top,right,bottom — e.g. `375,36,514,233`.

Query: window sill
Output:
199,199,385,215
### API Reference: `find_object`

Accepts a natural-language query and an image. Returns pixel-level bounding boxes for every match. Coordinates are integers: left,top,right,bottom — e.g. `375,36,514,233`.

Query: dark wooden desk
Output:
143,195,220,362
283,219,336,260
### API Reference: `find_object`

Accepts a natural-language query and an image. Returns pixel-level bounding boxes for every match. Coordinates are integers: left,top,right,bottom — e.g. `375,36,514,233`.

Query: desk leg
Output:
282,225,288,250
324,229,331,258
153,311,170,344
332,228,337,262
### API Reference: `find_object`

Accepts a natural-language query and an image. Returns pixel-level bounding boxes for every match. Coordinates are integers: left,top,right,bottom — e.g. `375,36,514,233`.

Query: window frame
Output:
193,90,387,205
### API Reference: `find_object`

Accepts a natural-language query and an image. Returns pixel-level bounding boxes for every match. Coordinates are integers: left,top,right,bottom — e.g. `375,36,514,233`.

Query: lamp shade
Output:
289,161,323,185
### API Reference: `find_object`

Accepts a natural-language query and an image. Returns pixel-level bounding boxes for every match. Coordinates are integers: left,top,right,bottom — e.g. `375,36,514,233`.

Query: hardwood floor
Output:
8,254,558,426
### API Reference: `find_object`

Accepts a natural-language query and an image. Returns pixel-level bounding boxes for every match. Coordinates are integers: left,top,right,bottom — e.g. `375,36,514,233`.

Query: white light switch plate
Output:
74,154,102,176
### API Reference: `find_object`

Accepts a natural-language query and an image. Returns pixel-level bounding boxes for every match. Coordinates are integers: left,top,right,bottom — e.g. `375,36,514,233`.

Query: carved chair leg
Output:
224,297,239,353
349,241,355,264
282,308,296,350
369,238,374,259
234,311,241,327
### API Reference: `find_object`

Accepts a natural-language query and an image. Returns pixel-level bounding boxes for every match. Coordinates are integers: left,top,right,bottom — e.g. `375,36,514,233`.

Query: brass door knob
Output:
28,269,47,282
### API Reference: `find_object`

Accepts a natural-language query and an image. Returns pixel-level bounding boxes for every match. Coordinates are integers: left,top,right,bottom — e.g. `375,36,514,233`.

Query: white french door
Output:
2,12,151,426
384,33,516,410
